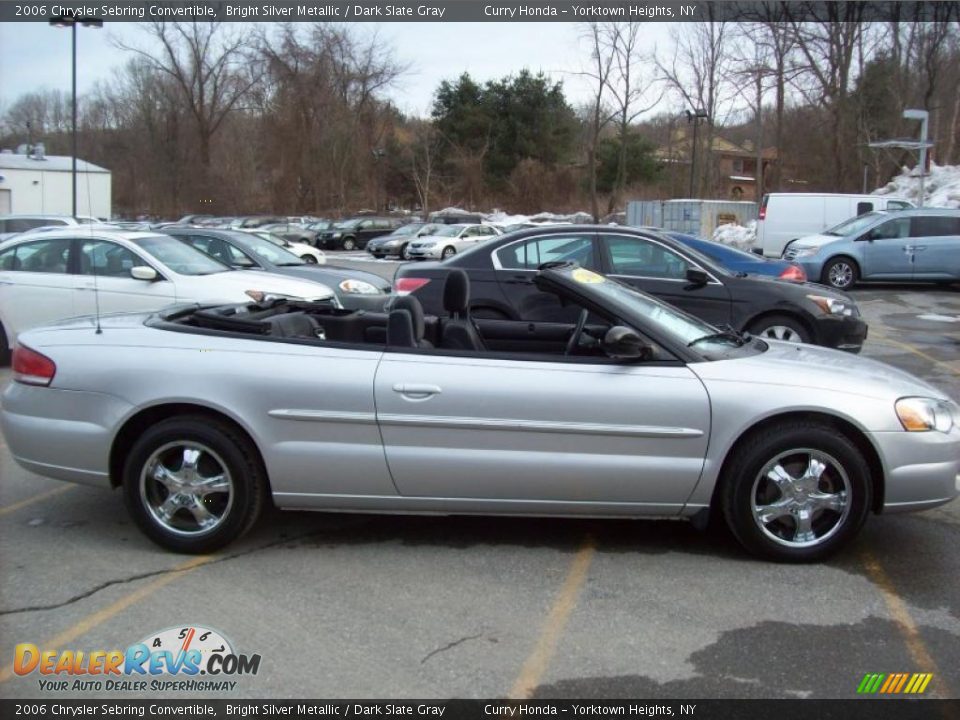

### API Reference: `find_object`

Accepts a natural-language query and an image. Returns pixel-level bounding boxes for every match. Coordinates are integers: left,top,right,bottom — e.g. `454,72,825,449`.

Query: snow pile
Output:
873,162,960,208
484,209,595,226
712,220,757,249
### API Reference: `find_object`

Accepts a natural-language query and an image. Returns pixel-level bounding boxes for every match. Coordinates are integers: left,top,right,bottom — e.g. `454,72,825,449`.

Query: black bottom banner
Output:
2,700,959,720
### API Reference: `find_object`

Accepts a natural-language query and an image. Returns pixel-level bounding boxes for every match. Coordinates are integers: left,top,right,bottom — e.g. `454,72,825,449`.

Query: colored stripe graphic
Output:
857,673,932,694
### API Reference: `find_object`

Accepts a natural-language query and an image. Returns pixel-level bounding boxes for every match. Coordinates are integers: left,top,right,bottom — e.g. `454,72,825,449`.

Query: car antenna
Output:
84,168,103,334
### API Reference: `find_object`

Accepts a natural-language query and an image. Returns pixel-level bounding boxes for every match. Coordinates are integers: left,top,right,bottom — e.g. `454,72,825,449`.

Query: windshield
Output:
823,212,885,237
552,265,761,358
430,225,463,237
391,223,424,237
230,232,303,265
335,219,363,229
132,235,230,275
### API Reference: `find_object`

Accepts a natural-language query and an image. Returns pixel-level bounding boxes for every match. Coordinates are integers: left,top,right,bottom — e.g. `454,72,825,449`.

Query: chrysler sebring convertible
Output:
2,265,957,561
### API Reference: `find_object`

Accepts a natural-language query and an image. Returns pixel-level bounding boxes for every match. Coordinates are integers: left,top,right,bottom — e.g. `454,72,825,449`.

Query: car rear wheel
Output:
0,323,9,366
122,416,267,553
822,257,858,290
720,421,871,562
441,246,456,260
342,237,356,251
747,314,811,344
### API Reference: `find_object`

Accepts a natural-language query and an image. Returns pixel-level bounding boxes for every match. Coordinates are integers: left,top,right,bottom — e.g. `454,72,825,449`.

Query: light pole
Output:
685,108,709,198
49,15,103,218
902,109,929,208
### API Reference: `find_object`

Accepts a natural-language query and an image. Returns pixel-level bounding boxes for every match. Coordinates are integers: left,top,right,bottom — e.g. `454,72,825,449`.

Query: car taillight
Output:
758,194,768,221
395,277,430,295
779,265,807,283
12,344,56,386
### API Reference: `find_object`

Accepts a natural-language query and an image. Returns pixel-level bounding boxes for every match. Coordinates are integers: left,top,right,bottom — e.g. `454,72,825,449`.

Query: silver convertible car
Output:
2,265,958,561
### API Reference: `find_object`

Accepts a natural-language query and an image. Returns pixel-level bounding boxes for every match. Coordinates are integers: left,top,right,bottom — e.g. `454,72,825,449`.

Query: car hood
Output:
792,233,841,249
175,269,334,301
268,265,391,291
692,340,950,403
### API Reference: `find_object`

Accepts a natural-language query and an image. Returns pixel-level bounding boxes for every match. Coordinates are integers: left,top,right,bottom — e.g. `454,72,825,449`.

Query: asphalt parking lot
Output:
1,258,958,700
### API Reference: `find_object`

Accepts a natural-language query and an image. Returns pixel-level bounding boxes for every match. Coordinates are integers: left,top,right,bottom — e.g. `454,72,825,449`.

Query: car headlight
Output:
895,397,956,433
419,242,436,249
338,279,382,295
791,246,820,258
383,240,398,247
807,294,855,317
332,232,342,238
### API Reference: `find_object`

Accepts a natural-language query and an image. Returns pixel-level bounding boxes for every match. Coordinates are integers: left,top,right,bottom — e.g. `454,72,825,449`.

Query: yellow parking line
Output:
509,537,595,700
0,485,73,517
869,331,960,377
860,550,949,698
0,554,214,684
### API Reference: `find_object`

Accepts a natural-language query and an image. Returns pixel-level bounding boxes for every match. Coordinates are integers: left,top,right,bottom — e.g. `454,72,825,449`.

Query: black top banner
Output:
2,1,959,23
2,700,960,720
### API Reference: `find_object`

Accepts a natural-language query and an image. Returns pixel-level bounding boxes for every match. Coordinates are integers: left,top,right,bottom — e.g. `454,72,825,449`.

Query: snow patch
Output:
711,220,757,249
872,161,960,208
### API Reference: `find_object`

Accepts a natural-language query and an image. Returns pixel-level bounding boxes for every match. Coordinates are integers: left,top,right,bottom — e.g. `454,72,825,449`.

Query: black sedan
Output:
163,228,393,309
395,225,867,352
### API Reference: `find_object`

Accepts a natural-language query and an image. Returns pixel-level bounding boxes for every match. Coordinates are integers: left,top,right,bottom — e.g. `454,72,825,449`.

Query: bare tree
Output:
410,119,441,216
115,22,261,199
577,22,617,221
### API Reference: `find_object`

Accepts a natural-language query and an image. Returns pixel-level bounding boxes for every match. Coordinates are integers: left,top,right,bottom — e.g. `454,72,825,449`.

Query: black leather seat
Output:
263,312,321,339
387,295,432,348
439,269,485,351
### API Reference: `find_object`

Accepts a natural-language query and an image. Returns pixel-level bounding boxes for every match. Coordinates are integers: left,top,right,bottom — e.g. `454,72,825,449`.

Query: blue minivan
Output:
782,208,960,290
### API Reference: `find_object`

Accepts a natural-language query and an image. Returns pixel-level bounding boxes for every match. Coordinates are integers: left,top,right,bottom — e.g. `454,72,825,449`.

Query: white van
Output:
757,193,914,257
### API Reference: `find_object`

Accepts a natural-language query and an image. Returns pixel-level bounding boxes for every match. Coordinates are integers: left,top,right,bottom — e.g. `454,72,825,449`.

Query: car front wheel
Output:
302,255,318,264
822,257,858,290
400,243,411,260
747,314,811,344
342,237,356,251
720,420,871,562
441,246,456,260
122,416,267,553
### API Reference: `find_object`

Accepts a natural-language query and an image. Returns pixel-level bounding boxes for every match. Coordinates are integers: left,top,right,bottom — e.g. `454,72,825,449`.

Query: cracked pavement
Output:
0,272,958,700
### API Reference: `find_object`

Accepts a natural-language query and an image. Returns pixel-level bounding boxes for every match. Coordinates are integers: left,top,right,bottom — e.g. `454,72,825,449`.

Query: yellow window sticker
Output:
571,268,606,284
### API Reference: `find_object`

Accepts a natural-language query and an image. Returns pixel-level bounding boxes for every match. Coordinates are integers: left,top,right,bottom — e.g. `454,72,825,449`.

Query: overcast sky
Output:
0,21,678,118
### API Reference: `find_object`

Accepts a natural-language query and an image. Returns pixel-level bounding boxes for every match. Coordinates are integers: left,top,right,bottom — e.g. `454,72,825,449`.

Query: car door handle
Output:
392,383,442,398
913,245,926,252
504,275,533,285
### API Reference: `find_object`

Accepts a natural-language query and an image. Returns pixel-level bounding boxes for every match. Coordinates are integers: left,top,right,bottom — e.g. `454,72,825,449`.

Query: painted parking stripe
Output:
860,551,949,698
0,554,214,684
508,536,595,699
869,331,960,377
0,485,73,517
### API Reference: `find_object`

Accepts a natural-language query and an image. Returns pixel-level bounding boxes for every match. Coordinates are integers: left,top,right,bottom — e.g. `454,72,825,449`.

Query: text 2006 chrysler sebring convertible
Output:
2,265,958,561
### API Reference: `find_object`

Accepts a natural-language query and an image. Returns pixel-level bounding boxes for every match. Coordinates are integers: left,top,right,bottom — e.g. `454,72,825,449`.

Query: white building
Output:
0,149,112,218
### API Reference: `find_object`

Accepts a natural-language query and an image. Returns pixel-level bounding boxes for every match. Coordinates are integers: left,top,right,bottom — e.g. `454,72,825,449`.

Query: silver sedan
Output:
2,264,958,561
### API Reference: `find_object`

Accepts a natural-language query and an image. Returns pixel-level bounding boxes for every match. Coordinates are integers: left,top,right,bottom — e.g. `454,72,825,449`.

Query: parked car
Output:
237,229,326,264
757,193,914,258
428,210,486,225
258,222,315,244
3,263,956,560
0,229,335,362
407,224,503,260
229,216,287,230
176,214,214,225
662,231,806,282
315,217,409,251
395,225,867,350
365,223,444,260
163,227,392,307
782,208,960,290
0,215,92,241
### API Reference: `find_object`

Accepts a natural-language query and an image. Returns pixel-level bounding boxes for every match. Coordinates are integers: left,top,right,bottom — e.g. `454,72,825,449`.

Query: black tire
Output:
372,253,384,260
720,420,872,562
441,246,456,260
747,314,811,344
821,256,859,290
400,243,411,260
0,324,9,366
122,416,267,553
342,237,356,251
302,255,318,264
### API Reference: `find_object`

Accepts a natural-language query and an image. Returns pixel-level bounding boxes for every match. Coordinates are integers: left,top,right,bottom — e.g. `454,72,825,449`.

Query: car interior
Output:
169,268,634,360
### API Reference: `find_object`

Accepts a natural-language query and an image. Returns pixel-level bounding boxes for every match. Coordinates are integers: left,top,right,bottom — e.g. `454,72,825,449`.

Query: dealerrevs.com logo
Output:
13,625,261,692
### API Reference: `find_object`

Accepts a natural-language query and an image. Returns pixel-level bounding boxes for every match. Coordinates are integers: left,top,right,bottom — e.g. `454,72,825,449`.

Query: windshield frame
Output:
131,235,233,276
822,211,886,238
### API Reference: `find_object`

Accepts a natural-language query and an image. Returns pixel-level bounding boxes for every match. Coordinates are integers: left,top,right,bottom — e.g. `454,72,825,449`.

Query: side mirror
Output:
130,266,158,281
686,267,709,286
601,326,653,360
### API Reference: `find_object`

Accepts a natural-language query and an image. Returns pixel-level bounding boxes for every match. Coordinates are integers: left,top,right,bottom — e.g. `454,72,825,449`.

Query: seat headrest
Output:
387,309,416,348
390,295,425,340
442,269,470,316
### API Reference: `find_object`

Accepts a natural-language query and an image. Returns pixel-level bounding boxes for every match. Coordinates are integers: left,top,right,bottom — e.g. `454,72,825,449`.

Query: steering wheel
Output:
565,308,590,356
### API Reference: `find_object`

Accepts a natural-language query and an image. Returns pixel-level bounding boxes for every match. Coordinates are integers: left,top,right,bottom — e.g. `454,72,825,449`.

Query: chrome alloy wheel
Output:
757,325,803,343
828,262,854,289
140,442,234,536
750,449,851,548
